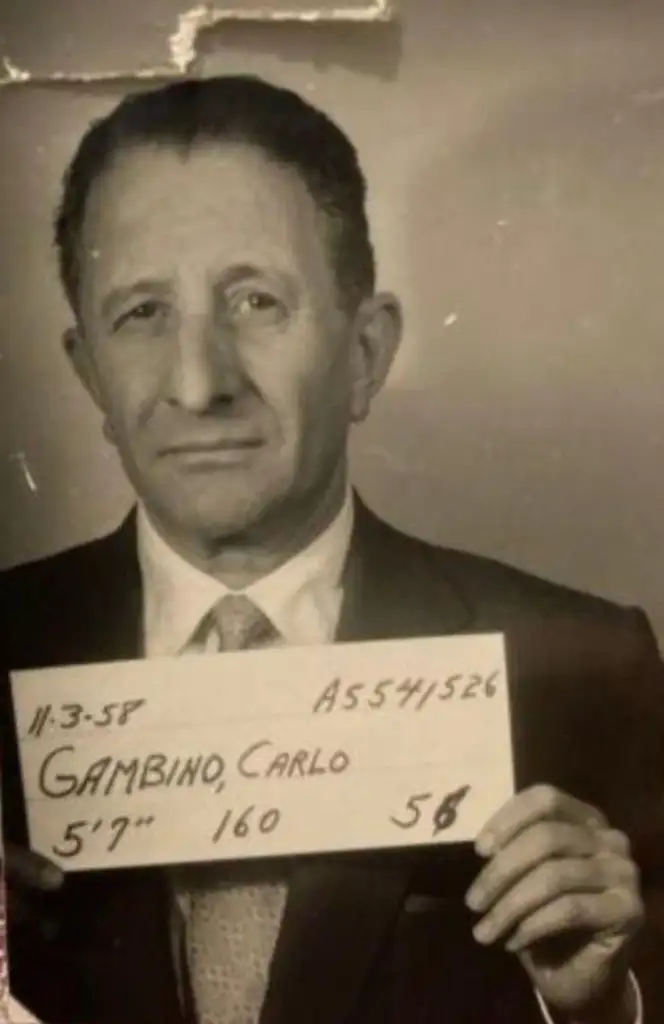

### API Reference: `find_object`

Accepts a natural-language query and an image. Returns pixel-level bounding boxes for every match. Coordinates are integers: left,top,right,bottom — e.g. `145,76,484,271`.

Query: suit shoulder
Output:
382,518,631,623
440,545,620,613
0,530,124,615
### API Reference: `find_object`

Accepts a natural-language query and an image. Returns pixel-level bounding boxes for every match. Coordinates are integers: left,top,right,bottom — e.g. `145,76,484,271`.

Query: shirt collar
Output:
137,489,354,656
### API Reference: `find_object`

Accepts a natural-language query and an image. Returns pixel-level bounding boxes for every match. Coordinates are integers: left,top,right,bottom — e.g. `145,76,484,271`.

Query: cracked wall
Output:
4,0,664,651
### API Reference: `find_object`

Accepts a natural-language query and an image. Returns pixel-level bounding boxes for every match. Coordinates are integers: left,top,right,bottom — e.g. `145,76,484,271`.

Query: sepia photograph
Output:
2,2,664,1022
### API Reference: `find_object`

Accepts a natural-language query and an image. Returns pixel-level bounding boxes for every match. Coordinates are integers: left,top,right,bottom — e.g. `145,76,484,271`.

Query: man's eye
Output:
131,301,160,319
232,291,283,320
114,301,163,330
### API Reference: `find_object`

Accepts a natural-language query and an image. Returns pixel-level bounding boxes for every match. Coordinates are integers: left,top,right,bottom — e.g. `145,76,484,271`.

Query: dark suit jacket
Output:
2,499,664,1024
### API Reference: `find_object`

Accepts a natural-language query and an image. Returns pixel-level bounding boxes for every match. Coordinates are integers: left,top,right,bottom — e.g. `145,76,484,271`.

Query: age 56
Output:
390,786,471,837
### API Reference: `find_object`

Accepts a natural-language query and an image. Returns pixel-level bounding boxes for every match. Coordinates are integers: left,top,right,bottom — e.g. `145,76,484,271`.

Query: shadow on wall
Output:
197,20,403,82
352,73,664,632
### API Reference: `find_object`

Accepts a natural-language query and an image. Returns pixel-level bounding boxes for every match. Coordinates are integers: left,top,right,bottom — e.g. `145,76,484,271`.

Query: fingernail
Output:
465,886,484,912
473,919,493,944
475,832,495,857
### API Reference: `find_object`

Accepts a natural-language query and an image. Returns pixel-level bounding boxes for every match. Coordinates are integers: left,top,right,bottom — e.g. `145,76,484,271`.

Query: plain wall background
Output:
3,0,664,638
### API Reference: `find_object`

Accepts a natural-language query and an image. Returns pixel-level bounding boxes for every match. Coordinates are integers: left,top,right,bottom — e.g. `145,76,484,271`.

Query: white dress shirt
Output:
136,495,641,1024
138,493,354,659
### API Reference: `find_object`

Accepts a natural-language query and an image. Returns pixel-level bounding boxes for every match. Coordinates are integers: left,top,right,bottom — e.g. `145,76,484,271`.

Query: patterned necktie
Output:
210,594,280,652
184,594,287,1024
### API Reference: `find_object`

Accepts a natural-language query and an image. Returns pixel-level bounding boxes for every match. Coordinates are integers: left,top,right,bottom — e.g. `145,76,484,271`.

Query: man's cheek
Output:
263,385,303,445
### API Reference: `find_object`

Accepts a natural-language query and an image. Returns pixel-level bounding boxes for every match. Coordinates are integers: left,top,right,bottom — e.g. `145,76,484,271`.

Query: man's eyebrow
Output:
218,263,290,287
99,280,170,319
215,263,299,306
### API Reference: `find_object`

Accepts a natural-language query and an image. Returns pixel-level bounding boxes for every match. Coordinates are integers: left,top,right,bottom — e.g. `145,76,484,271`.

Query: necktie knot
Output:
210,593,279,652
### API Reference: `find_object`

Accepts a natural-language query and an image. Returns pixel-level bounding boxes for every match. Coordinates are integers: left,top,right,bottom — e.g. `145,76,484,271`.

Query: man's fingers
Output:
469,854,634,945
476,785,608,857
3,844,64,892
601,828,633,858
467,821,607,911
500,888,644,954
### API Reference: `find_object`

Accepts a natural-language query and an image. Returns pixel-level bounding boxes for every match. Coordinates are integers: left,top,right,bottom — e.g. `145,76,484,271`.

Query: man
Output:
1,76,664,1024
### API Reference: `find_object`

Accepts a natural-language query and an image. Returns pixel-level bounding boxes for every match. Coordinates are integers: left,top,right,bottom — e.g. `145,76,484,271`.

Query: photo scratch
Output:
10,452,38,493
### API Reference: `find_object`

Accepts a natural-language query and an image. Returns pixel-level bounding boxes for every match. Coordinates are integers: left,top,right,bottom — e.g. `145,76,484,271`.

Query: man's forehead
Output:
76,139,337,306
79,139,328,263
84,139,310,218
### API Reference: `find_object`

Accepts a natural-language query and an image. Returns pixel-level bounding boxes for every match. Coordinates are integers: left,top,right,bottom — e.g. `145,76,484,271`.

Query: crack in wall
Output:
0,0,392,87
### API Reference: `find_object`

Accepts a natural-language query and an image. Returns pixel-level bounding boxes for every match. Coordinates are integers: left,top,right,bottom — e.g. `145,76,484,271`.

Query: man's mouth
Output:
160,437,265,466
163,438,264,454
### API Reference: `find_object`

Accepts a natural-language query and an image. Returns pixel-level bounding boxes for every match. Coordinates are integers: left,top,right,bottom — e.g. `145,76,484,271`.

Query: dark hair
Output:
54,75,376,313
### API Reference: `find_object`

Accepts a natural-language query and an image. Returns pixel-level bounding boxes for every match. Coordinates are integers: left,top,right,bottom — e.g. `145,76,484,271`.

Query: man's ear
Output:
349,292,403,424
63,326,103,408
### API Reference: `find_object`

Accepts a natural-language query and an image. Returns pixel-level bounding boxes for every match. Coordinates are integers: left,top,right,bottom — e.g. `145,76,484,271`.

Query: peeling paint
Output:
169,4,214,73
1,54,178,87
1,56,30,83
1,1,393,86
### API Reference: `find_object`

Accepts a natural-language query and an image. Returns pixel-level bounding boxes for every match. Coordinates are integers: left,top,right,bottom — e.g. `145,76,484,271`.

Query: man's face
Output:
68,141,400,549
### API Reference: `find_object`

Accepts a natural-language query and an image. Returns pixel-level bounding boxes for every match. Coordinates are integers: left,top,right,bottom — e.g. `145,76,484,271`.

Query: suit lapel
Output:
77,513,144,665
78,868,191,1024
260,857,410,1024
261,499,476,1024
336,497,475,644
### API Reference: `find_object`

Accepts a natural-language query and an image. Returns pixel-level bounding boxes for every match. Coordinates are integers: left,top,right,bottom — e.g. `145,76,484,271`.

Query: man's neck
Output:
146,475,350,589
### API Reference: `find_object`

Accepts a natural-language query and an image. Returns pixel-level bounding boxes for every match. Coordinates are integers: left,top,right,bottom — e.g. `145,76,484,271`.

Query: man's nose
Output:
167,318,245,413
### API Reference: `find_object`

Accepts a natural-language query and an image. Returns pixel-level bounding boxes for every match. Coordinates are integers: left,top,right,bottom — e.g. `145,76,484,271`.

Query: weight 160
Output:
212,805,282,844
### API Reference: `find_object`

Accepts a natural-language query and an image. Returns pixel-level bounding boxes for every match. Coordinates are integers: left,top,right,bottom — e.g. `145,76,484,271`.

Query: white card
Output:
11,634,514,872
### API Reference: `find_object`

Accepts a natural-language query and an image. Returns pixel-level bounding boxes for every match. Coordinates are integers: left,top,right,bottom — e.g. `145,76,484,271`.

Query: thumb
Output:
3,844,64,891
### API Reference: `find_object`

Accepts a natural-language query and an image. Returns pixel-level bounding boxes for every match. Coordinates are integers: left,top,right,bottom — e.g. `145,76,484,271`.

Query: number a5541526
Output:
312,673,500,714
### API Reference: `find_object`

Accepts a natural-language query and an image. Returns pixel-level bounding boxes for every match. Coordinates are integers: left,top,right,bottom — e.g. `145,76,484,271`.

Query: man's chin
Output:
161,493,281,547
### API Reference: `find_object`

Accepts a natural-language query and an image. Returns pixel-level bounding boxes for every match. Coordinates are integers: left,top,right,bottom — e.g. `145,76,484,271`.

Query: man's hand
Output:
465,786,643,1021
2,843,64,940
